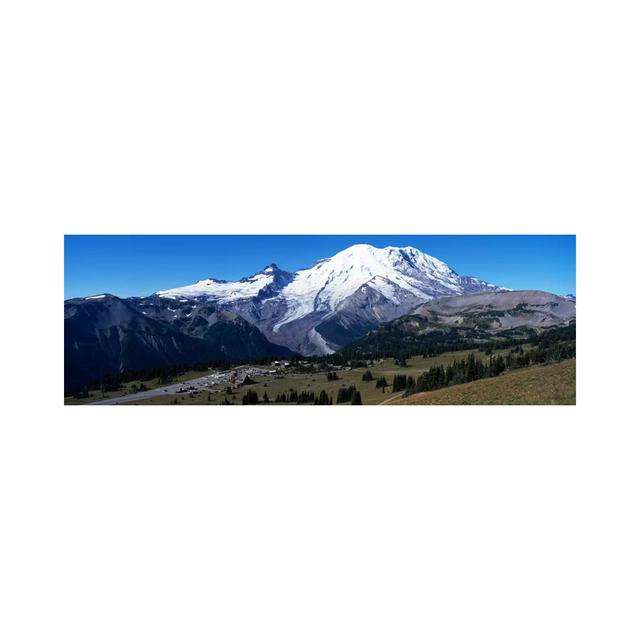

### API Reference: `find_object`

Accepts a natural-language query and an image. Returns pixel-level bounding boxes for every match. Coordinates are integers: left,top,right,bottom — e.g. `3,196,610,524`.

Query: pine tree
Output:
242,390,259,405
392,374,407,392
376,376,388,389
336,385,358,403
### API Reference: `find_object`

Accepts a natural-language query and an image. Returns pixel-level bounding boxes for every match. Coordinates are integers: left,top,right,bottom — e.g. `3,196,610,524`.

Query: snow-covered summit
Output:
157,243,499,310
157,271,276,301
157,263,293,300
154,243,501,354
272,244,469,329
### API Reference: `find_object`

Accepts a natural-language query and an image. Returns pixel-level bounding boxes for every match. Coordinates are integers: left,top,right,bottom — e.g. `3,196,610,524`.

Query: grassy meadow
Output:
117,346,541,406
388,359,576,405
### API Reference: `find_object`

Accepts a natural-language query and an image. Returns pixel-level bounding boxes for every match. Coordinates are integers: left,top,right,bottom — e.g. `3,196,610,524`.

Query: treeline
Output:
302,324,576,367
69,352,308,395
249,386,364,405
529,324,575,347
333,322,576,363
68,362,207,397
256,389,336,405
401,337,575,398
272,390,329,404
336,385,362,404
334,326,498,361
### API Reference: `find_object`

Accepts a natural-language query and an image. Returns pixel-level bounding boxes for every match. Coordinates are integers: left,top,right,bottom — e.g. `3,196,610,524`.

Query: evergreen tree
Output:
392,374,407,392
314,389,331,405
242,390,259,405
297,390,316,404
337,385,358,403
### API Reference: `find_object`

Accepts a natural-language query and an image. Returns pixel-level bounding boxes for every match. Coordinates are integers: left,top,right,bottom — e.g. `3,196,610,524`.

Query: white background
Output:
1,1,639,638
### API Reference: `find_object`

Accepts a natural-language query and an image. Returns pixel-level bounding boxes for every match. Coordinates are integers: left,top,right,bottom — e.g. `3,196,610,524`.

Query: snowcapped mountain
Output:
155,244,502,355
156,264,294,301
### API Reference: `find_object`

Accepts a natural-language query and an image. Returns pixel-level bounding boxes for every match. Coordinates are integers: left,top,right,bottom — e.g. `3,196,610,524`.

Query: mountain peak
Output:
343,243,376,251
242,263,291,280
154,243,502,354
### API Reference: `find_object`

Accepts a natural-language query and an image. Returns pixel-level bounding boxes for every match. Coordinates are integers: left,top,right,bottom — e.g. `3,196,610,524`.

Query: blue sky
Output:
64,235,576,299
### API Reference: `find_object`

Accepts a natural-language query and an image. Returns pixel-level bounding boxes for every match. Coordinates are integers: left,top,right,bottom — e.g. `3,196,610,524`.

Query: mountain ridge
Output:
339,289,576,359
151,243,504,354
65,244,541,390
64,294,294,391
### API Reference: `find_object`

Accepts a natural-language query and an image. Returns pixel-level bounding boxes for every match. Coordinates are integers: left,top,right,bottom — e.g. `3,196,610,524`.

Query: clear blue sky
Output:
64,235,576,299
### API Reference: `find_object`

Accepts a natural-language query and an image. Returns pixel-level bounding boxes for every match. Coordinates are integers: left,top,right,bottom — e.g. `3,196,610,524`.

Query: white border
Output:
3,0,638,638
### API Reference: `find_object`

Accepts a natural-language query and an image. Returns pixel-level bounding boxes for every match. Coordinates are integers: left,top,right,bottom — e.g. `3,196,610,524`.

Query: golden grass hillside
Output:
388,359,576,405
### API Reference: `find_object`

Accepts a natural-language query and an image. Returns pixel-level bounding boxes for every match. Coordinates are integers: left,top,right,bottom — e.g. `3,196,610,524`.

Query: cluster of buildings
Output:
270,359,312,369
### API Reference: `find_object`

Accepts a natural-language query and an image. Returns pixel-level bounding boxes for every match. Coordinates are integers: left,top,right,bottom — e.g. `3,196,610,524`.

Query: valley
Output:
64,242,576,405
65,243,505,393
66,343,576,406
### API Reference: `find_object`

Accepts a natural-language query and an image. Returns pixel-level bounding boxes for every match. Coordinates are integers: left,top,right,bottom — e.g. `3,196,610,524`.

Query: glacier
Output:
154,243,502,355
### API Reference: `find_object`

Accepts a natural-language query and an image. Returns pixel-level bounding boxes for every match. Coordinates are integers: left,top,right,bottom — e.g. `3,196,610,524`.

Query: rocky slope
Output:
412,290,576,331
64,295,293,391
340,290,576,357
